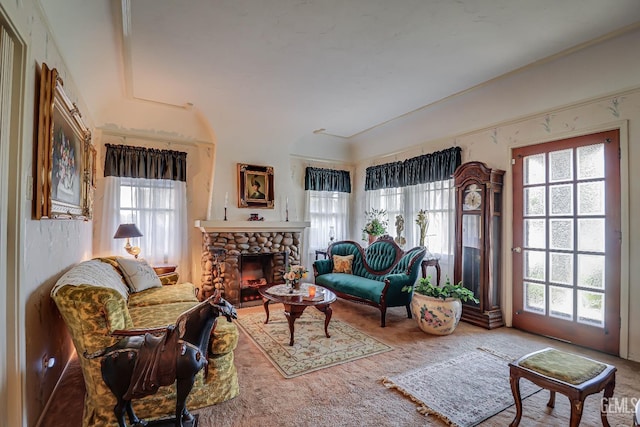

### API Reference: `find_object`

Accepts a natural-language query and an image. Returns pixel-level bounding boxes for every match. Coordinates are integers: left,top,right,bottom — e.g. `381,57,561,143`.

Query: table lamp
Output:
114,223,143,258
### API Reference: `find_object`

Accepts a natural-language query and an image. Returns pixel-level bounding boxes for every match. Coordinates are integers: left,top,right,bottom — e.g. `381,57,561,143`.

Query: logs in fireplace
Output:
200,230,303,306
238,252,288,305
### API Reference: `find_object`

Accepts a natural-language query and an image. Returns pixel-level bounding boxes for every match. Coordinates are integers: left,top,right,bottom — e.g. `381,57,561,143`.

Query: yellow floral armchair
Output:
51,257,239,427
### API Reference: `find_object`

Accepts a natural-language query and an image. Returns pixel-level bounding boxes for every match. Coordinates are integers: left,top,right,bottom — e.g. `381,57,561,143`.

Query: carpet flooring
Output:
41,300,640,427
382,349,541,426
236,306,392,378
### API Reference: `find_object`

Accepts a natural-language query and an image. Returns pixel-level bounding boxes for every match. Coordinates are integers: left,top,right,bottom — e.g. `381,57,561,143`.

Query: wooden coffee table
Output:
258,283,337,346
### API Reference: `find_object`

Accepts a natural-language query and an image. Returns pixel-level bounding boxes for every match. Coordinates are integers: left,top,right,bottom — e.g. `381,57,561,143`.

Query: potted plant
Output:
402,277,478,335
362,208,388,244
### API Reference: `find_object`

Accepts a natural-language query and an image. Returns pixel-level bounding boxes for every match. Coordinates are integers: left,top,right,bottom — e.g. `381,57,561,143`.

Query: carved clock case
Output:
453,161,505,329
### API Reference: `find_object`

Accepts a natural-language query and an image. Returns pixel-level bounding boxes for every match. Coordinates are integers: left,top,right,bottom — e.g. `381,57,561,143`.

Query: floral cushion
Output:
128,282,198,308
333,254,354,274
116,258,162,292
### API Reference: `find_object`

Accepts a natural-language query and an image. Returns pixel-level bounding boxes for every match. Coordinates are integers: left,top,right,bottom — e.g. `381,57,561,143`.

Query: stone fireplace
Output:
196,220,310,307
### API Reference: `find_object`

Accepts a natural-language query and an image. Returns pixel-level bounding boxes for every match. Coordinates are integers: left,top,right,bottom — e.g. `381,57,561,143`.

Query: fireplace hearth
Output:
238,252,288,306
197,221,309,307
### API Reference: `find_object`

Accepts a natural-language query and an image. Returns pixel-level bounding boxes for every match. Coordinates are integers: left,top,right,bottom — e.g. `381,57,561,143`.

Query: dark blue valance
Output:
364,161,403,190
365,146,461,191
304,167,351,193
104,144,187,182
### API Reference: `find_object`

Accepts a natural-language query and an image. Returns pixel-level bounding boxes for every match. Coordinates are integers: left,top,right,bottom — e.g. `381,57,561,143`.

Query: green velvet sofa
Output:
313,236,426,326
51,257,239,427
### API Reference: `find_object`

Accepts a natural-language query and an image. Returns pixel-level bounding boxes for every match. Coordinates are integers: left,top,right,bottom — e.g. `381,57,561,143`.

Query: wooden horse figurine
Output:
85,291,237,427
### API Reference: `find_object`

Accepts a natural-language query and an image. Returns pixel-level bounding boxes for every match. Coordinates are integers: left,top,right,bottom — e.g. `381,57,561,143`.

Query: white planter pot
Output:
410,293,462,335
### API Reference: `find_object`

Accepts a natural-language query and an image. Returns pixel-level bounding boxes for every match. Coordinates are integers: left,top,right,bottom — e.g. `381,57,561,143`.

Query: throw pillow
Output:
116,258,162,293
333,254,354,274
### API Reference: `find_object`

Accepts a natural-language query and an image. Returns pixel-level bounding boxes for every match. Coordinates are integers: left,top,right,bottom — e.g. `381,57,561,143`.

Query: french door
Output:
512,130,620,355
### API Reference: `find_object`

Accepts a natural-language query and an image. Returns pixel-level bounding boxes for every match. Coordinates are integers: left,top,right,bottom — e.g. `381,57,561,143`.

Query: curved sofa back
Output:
328,236,424,282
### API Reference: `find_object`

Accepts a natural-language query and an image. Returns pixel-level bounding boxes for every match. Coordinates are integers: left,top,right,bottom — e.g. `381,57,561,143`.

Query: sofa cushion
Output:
129,301,198,328
51,259,130,300
116,258,162,292
315,273,385,304
128,282,198,308
332,254,354,274
129,301,238,355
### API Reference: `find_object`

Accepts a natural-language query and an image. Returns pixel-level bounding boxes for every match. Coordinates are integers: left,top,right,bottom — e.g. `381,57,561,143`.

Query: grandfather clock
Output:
453,161,505,329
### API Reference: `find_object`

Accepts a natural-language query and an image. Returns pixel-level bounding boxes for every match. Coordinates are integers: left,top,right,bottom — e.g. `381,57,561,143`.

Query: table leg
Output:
315,304,333,338
262,298,270,324
283,305,306,346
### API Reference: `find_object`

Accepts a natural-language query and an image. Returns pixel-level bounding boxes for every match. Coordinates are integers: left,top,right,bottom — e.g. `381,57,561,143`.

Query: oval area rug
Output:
235,306,392,378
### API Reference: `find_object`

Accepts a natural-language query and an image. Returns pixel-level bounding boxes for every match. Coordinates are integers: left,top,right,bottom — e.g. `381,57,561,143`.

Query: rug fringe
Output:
477,346,517,361
380,377,460,427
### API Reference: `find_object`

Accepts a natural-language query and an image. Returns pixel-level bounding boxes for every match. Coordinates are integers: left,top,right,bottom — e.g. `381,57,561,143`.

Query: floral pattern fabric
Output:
51,258,239,427
332,254,354,274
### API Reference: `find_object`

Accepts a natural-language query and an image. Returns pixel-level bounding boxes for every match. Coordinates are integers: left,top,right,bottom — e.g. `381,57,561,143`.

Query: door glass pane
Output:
524,154,546,185
578,254,605,289
578,181,605,215
524,250,545,281
578,219,605,252
550,184,573,216
577,144,605,179
524,219,545,249
524,282,545,314
549,219,573,250
524,187,545,216
550,252,572,285
549,149,573,182
549,286,573,320
577,290,604,327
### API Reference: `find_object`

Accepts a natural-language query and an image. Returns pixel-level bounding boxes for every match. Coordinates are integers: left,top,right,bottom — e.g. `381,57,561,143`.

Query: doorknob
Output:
512,247,522,253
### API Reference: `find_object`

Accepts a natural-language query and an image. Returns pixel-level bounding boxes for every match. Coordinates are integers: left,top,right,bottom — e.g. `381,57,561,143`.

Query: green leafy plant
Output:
362,208,388,239
403,277,479,303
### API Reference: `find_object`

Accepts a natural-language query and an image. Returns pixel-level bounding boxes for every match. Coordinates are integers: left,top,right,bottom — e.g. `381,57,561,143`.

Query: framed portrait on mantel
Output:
34,63,96,219
237,163,274,208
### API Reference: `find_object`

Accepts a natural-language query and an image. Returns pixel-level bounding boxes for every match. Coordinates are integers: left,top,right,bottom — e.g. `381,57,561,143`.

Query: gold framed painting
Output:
238,163,274,208
34,63,95,219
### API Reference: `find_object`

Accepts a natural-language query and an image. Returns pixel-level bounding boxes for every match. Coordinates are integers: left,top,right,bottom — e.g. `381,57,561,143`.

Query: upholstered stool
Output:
508,347,616,427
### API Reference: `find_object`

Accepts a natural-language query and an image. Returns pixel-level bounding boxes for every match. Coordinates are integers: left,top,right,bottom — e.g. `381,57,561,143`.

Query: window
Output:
365,178,455,279
305,190,349,268
99,176,188,269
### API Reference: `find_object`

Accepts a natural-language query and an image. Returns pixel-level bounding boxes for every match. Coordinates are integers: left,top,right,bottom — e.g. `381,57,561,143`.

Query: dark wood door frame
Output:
511,130,621,355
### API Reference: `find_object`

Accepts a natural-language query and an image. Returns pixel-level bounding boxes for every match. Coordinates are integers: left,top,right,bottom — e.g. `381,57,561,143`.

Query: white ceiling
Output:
40,0,640,147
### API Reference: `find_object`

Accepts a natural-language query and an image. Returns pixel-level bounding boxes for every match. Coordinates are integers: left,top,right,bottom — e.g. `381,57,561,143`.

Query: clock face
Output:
463,184,482,210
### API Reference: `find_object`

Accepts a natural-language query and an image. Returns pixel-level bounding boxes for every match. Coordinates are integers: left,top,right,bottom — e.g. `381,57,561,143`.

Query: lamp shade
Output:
113,223,143,239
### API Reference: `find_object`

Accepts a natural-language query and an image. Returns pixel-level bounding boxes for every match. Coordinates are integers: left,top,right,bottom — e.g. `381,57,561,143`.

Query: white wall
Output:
0,1,96,425
351,29,640,361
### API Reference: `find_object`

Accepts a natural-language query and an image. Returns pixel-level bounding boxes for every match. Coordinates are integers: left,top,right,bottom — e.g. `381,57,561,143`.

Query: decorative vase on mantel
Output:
368,234,377,245
410,293,462,336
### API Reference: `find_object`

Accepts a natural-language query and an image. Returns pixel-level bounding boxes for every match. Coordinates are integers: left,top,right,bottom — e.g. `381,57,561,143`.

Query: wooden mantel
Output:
195,220,310,233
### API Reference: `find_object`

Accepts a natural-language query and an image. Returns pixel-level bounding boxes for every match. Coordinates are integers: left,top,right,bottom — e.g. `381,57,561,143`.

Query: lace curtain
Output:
303,166,352,270
98,144,189,278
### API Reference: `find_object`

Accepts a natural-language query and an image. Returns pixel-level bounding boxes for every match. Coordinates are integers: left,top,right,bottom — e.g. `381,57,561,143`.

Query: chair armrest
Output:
384,273,416,303
313,259,333,276
111,325,172,337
